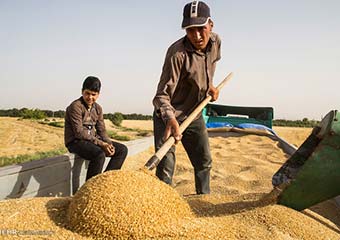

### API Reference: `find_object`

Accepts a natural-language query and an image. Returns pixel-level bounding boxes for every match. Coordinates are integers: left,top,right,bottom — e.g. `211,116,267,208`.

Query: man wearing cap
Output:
152,1,221,194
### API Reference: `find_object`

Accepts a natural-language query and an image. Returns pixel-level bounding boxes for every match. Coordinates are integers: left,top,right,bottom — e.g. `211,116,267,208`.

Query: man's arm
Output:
153,49,184,142
95,105,111,143
208,33,222,102
95,105,115,156
152,50,184,122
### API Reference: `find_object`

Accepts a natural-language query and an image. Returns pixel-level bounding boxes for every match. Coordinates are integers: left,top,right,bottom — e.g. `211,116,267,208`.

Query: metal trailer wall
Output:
0,137,153,200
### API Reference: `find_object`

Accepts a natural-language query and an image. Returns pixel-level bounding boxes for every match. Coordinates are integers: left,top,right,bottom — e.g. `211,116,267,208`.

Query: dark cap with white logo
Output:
181,1,211,29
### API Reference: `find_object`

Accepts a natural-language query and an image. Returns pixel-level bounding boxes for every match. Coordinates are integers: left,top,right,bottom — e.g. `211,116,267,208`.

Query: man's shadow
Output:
185,191,340,234
5,154,88,199
71,155,88,195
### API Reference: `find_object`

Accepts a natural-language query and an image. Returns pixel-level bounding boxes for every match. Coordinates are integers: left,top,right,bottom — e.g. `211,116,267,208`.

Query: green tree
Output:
109,112,124,126
21,109,46,119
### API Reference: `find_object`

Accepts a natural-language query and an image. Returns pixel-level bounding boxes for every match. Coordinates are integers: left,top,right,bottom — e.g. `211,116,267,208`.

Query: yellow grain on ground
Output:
124,146,154,171
0,197,89,239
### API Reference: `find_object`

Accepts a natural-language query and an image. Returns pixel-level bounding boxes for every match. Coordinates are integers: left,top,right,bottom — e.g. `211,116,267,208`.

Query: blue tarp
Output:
206,122,233,128
236,123,274,134
206,122,276,135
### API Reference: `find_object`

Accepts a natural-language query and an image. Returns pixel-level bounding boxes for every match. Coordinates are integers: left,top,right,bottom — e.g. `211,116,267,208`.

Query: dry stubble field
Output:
0,118,151,158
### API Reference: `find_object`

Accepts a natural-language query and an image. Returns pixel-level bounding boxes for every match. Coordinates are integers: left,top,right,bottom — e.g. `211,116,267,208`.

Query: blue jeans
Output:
153,112,212,194
67,140,128,181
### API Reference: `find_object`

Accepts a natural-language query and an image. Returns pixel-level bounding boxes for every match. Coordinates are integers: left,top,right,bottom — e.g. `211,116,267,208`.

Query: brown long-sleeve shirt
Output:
152,32,221,122
64,97,110,147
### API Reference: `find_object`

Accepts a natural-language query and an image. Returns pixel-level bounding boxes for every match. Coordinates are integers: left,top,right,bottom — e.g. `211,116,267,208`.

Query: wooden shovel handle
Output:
144,72,233,170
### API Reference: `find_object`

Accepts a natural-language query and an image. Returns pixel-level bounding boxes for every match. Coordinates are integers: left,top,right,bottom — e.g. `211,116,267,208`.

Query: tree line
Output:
273,118,319,128
0,108,152,125
0,108,65,119
0,108,320,128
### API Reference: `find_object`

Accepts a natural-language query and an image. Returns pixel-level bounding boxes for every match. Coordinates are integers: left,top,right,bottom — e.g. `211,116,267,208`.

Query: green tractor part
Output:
272,110,340,210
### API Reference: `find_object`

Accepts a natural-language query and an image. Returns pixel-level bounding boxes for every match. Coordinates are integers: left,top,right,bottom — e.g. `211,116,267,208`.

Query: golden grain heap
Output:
68,170,194,239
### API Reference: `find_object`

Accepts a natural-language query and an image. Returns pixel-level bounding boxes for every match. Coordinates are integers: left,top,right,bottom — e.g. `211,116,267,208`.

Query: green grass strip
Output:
107,130,131,141
0,148,67,167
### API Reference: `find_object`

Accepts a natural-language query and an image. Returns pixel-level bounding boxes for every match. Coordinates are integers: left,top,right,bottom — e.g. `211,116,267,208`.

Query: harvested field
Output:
0,118,150,159
0,121,339,239
0,117,65,158
272,126,313,148
121,119,153,131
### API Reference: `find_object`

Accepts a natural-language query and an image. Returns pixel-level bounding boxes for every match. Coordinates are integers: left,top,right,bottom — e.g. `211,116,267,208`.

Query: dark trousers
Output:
153,112,212,194
67,140,128,181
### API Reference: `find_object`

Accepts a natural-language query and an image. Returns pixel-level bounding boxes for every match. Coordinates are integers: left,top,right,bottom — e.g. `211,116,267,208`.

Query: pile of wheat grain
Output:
67,170,194,239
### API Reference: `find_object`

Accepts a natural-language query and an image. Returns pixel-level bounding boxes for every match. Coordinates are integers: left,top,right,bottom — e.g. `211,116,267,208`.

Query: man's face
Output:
185,21,213,51
82,89,99,107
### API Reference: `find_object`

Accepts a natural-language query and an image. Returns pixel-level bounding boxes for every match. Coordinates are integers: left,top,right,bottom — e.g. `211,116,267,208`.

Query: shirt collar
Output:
80,97,96,111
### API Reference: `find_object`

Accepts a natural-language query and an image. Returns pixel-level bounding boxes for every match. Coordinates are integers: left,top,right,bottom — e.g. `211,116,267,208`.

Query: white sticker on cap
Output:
190,1,199,18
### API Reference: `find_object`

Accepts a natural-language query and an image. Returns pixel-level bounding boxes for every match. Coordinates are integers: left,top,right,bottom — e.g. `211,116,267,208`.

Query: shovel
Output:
144,72,234,170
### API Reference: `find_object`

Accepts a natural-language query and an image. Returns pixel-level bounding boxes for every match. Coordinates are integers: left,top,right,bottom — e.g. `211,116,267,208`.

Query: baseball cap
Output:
181,1,211,29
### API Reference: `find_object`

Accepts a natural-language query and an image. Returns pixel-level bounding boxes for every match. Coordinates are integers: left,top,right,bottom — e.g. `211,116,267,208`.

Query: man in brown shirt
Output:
152,1,221,194
65,76,128,181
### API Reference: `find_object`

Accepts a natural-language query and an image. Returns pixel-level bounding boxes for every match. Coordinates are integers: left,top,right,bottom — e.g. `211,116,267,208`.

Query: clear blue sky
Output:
1,0,339,120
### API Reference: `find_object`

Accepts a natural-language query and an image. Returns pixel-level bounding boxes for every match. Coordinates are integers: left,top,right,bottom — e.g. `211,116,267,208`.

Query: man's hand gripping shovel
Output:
144,72,234,171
